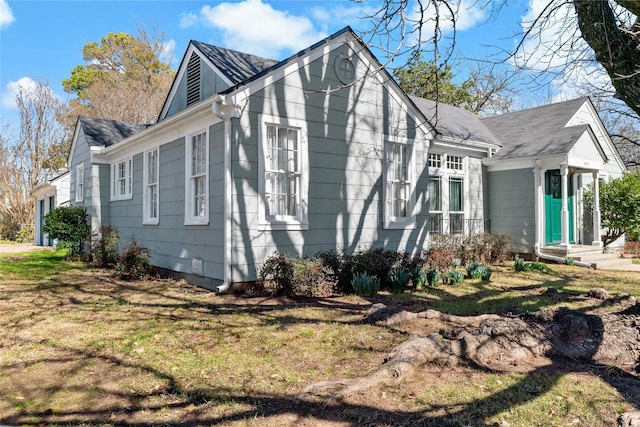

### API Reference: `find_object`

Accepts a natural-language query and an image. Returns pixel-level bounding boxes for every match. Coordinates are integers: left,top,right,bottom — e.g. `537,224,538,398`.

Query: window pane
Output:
429,177,441,211
264,125,300,216
449,178,463,211
194,176,206,216
386,141,410,218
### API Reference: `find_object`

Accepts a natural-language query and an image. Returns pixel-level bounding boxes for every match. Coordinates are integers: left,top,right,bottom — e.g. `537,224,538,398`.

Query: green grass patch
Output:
0,249,84,280
0,256,638,426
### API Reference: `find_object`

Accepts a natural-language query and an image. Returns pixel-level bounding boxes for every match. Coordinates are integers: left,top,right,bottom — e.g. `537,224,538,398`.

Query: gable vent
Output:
186,52,201,107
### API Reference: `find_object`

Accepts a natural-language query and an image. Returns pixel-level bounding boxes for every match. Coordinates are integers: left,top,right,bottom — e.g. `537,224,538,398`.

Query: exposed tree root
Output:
296,304,640,403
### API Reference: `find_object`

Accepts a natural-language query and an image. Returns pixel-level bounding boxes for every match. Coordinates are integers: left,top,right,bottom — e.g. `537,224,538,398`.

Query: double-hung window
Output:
75,163,84,202
449,177,465,234
428,151,467,235
428,177,443,234
384,138,415,229
143,148,159,224
185,130,208,225
259,116,308,230
111,157,132,200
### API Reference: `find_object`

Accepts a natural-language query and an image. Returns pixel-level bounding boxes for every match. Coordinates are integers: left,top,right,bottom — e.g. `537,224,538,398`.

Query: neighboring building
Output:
55,26,626,290
32,171,71,246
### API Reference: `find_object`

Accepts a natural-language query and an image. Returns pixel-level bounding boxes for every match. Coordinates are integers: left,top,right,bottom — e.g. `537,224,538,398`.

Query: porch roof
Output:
481,97,591,161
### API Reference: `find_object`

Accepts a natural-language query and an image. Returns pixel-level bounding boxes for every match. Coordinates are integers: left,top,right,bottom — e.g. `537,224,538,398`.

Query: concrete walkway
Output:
0,243,53,254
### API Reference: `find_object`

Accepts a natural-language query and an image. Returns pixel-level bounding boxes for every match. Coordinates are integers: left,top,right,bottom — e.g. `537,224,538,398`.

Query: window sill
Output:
259,218,309,231
143,219,159,226
110,195,133,202
184,218,209,226
384,218,416,230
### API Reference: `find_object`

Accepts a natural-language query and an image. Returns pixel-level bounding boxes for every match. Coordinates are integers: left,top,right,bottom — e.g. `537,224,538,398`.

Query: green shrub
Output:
42,206,91,258
442,268,464,285
466,261,492,280
92,225,120,268
351,272,380,296
16,225,34,243
514,255,554,273
410,267,427,290
388,268,411,293
564,257,575,266
116,241,152,280
425,268,441,287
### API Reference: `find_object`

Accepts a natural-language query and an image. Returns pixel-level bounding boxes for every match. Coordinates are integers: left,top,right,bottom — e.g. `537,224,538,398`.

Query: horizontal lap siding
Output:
230,44,429,282
488,168,535,250
108,123,225,281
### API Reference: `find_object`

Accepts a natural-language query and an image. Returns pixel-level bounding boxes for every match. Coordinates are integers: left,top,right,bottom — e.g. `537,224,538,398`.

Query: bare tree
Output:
0,80,66,238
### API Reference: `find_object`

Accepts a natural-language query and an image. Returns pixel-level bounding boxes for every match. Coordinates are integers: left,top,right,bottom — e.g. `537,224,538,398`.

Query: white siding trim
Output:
383,135,417,229
143,148,160,225
257,114,309,231
75,163,84,202
184,128,209,225
110,156,133,201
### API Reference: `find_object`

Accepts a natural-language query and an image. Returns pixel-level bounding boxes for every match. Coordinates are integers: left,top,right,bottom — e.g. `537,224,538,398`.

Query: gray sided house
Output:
32,171,71,246
65,27,434,290
57,26,626,290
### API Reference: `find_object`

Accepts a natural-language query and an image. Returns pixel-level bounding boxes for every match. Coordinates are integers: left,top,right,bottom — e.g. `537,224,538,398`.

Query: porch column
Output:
533,167,542,250
592,172,602,247
559,164,571,250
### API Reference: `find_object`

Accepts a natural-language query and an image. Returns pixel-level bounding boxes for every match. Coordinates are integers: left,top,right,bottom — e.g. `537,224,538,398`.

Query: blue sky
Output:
0,0,566,130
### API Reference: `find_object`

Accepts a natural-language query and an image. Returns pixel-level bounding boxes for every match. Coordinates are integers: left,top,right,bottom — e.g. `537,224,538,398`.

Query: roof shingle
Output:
79,116,150,148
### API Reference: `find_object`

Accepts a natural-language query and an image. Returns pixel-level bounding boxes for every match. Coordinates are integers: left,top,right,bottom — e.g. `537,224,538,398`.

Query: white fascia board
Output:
432,136,500,155
101,101,222,160
569,99,626,172
566,155,604,171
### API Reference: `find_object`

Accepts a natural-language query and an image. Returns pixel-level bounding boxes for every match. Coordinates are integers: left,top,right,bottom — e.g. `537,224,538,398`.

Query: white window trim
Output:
383,136,416,229
110,157,133,201
184,129,209,225
75,163,84,202
428,150,469,234
143,148,159,225
258,114,309,231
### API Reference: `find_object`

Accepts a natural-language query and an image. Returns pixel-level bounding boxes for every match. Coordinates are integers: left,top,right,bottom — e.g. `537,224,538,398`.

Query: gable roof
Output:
410,96,501,146
191,41,278,86
481,97,591,160
78,116,151,148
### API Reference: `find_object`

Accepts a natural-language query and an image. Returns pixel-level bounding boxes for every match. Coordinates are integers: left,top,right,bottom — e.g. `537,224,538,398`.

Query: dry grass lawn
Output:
1,248,639,426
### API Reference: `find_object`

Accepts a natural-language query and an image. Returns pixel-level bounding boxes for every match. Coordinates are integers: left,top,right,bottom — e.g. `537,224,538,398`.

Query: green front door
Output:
545,170,574,245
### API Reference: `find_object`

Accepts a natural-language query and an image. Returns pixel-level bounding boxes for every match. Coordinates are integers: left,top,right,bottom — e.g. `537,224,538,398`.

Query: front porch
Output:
540,245,640,270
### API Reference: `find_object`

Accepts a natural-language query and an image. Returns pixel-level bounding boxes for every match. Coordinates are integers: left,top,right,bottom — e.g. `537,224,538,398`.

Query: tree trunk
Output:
573,0,640,117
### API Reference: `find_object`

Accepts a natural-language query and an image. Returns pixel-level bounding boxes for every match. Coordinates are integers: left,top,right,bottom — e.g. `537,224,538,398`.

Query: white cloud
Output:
0,0,15,29
159,39,176,66
310,4,374,31
412,0,487,36
179,12,199,29
189,0,328,58
2,77,38,110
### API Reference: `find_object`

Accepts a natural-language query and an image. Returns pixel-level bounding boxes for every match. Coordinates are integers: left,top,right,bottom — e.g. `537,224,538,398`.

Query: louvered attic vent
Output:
186,52,201,106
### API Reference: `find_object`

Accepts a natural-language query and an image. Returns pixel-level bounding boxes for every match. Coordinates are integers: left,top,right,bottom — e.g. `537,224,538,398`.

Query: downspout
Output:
211,94,240,292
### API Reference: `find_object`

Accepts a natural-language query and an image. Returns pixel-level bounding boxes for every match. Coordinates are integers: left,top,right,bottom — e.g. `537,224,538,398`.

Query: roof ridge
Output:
481,96,588,121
